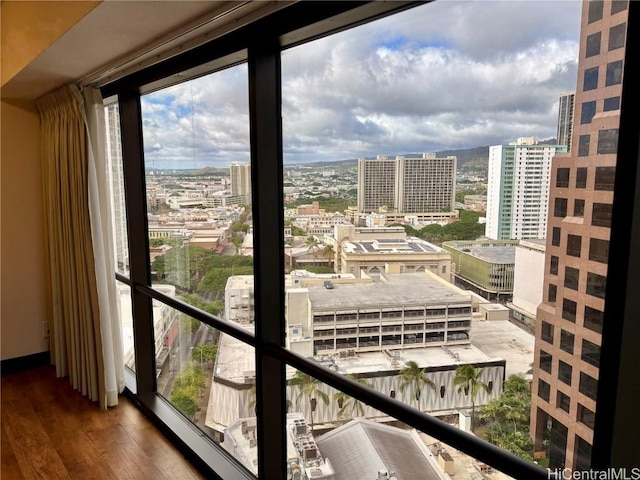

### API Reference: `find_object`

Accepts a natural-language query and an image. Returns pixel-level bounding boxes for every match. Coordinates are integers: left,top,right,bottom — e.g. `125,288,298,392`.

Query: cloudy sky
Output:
141,0,582,169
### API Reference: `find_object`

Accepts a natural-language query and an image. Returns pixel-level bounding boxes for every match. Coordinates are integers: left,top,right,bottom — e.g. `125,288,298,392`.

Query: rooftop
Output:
215,331,499,383
342,237,443,255
316,418,446,480
444,242,517,264
307,273,471,311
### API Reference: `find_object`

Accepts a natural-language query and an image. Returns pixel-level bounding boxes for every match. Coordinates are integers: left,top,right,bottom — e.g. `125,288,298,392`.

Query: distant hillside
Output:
290,145,491,170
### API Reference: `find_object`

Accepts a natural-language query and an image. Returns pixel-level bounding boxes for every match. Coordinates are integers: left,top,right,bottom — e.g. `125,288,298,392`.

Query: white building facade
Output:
485,137,567,240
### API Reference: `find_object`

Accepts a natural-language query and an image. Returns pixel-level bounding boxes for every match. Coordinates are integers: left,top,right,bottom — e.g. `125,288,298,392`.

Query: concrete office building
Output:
287,271,472,357
557,92,576,151
485,137,567,240
531,0,628,470
442,240,518,301
357,153,456,214
230,164,251,205
334,224,452,281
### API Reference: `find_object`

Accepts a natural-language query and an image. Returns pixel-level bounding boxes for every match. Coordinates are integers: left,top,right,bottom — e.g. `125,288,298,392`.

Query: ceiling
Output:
1,1,294,101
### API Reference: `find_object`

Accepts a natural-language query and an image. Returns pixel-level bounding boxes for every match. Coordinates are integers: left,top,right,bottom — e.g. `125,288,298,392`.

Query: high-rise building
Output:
530,0,628,470
485,137,567,240
229,163,251,204
357,153,456,214
557,92,576,150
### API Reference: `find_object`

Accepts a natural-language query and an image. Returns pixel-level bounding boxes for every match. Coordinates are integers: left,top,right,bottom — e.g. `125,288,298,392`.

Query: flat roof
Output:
343,238,443,254
215,332,498,383
459,246,515,264
469,318,534,378
308,273,471,310
214,318,532,383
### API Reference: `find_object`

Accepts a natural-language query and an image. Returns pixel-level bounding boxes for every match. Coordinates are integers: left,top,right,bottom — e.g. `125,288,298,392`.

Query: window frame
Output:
98,0,640,476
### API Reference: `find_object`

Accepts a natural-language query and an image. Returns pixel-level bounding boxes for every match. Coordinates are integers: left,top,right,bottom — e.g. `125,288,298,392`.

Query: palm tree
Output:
453,364,489,427
333,375,372,420
305,235,320,253
398,360,435,410
289,370,329,430
322,243,334,261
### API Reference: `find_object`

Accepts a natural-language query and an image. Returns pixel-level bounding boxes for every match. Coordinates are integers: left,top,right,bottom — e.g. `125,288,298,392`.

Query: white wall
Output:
512,244,545,316
1,100,50,360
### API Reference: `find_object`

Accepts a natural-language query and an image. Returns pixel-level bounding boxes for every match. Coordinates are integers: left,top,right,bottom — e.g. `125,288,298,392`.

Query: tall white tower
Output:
486,137,567,240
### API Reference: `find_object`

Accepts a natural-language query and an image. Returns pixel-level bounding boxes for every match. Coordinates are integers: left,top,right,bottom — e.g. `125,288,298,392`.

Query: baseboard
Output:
1,351,51,376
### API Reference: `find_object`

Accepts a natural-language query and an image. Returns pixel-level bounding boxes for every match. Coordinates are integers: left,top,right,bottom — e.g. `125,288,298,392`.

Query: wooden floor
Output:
1,366,205,480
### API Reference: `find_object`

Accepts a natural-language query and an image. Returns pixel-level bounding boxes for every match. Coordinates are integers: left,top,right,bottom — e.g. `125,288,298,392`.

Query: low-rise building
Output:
335,224,451,280
287,271,472,357
442,240,518,302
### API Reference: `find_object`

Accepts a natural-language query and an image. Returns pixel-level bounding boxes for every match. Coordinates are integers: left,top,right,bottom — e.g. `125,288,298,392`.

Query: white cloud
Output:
140,1,582,168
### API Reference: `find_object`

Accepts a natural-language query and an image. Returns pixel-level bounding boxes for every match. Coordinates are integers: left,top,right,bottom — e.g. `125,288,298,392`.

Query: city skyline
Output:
140,1,581,170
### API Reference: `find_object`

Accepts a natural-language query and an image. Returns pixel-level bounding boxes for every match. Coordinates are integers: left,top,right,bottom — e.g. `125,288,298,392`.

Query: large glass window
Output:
102,1,637,477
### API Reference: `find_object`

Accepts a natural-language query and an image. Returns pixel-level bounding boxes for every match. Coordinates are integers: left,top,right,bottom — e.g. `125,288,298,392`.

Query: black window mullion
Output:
248,42,287,480
118,90,156,395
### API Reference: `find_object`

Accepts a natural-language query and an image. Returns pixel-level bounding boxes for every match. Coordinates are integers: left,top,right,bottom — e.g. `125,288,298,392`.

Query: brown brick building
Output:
530,0,628,470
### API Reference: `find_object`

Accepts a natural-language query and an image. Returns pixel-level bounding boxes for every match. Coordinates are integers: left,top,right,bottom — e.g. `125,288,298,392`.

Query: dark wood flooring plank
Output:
1,367,206,480
1,424,26,480
2,397,71,480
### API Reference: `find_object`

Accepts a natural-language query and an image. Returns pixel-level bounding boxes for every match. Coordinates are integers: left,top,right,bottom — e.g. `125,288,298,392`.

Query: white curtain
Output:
81,86,125,407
